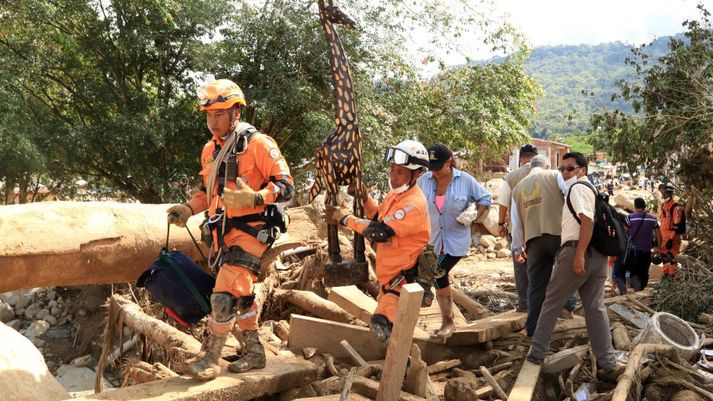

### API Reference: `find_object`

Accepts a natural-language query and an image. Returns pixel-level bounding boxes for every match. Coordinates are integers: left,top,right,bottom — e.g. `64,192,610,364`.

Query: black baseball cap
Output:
520,144,538,155
427,143,453,171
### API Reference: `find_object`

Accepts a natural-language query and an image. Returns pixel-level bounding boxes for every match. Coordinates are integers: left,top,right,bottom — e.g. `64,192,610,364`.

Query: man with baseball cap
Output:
497,144,538,311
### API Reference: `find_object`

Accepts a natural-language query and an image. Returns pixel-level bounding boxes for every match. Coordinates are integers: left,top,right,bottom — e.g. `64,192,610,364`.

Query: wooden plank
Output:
416,296,467,333
352,376,426,401
288,314,387,361
426,359,461,375
609,303,650,329
446,311,527,346
69,355,317,401
328,286,378,324
340,340,368,367
377,283,424,401
542,345,589,374
507,360,541,401
296,395,371,401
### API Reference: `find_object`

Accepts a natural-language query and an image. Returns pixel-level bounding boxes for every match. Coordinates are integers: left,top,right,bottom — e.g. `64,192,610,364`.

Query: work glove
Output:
347,181,368,202
665,239,673,251
223,178,263,210
325,204,352,226
167,204,193,227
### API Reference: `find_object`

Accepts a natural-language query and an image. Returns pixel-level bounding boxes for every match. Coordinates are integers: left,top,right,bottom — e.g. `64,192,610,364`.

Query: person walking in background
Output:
612,198,662,294
418,143,492,339
658,183,686,275
497,144,538,312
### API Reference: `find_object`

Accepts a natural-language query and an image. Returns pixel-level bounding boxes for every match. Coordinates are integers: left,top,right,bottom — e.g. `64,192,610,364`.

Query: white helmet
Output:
384,140,429,171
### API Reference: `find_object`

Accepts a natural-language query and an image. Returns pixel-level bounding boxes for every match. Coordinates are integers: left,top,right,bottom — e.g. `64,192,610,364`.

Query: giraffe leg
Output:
352,177,366,263
326,191,342,264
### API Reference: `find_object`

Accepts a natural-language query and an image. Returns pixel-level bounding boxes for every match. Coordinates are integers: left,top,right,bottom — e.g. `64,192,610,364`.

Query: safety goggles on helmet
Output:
199,93,242,107
196,79,247,110
384,147,428,168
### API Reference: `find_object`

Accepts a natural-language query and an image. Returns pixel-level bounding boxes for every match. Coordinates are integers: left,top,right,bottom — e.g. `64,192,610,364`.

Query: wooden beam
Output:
328,285,377,324
609,303,650,329
507,360,541,401
377,283,424,401
404,344,428,397
69,355,317,401
426,359,461,375
480,366,508,400
352,376,425,401
288,314,387,361
452,288,494,319
447,311,526,345
541,345,589,374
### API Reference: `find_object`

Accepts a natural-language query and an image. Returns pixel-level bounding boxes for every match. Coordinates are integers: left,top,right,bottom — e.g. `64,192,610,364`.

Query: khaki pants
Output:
527,244,616,370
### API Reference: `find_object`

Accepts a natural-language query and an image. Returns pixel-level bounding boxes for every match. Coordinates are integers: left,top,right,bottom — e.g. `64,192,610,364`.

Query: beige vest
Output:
505,163,531,190
513,169,564,244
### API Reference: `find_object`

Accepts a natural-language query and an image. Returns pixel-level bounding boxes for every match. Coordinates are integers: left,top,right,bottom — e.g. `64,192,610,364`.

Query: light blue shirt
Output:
417,168,492,257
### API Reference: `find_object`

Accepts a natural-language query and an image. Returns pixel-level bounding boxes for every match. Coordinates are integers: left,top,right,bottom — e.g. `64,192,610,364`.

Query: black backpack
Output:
566,181,627,256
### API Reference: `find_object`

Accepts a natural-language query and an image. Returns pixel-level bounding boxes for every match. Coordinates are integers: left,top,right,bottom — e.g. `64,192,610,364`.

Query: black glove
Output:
665,239,673,251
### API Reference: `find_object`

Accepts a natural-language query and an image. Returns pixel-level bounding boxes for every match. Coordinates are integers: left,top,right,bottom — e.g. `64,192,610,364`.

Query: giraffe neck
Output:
318,6,359,130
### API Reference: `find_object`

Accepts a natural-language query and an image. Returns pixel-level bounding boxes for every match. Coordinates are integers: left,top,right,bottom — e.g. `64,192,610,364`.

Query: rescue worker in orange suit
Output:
166,79,294,379
659,182,685,275
324,140,430,343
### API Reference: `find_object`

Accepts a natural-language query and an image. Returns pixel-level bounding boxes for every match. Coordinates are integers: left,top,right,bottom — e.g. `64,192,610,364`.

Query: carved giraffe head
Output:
320,0,356,29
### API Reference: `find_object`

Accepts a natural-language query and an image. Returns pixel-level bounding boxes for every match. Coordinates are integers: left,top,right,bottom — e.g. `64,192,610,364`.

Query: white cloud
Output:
498,0,711,47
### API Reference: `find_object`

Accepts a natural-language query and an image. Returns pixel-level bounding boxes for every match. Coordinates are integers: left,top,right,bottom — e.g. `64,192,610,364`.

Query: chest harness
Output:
201,123,288,273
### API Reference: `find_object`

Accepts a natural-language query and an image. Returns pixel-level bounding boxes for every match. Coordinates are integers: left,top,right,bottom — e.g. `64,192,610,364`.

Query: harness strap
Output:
220,245,262,274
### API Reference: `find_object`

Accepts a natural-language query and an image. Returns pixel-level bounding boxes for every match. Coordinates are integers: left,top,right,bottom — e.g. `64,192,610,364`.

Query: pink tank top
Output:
435,195,446,213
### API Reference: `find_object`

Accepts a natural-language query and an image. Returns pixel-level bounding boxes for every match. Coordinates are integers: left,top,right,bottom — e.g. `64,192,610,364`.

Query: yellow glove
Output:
223,178,262,210
325,204,352,226
167,204,193,227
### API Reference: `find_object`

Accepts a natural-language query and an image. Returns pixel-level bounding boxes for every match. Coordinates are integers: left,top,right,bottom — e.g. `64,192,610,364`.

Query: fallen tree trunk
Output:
95,295,202,393
0,201,206,292
275,289,364,326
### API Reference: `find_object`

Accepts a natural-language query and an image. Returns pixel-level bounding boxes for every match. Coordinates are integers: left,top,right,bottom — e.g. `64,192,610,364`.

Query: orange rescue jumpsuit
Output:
345,185,430,322
659,197,683,275
186,131,293,330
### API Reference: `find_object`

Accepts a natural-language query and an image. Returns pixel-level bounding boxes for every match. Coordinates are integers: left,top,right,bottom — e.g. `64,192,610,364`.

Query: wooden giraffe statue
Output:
308,0,367,285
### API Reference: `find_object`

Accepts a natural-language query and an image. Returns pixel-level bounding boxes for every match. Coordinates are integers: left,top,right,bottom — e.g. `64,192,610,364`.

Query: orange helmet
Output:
197,79,247,111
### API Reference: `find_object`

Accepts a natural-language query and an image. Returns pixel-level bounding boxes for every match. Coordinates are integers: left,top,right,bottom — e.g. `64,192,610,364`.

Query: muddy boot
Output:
228,330,266,373
432,294,455,340
184,334,227,380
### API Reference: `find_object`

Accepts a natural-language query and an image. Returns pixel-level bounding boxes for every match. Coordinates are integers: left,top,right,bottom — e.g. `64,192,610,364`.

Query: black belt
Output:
562,240,579,248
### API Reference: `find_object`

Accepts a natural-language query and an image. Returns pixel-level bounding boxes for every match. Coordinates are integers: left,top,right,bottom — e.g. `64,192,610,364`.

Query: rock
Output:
486,252,497,260
31,337,46,348
497,249,511,258
15,307,25,317
25,320,50,338
46,360,57,371
0,302,15,323
1,291,18,306
45,328,71,340
44,315,58,326
56,364,112,395
6,319,21,331
444,368,479,401
77,308,88,317
36,308,50,320
15,290,34,310
485,178,504,200
0,321,70,400
51,306,62,317
479,235,496,248
24,303,41,320
48,300,57,309
71,354,92,367
479,205,500,236
46,290,57,301
494,237,508,250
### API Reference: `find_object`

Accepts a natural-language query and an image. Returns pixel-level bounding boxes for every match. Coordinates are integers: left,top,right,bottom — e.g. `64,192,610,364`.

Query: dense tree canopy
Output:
0,0,539,203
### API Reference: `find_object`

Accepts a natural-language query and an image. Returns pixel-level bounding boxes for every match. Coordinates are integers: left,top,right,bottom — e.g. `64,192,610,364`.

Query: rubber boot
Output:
184,334,227,380
228,330,266,373
432,294,455,340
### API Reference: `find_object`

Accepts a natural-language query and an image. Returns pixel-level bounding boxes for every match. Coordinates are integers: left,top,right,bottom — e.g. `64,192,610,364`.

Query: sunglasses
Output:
558,165,582,172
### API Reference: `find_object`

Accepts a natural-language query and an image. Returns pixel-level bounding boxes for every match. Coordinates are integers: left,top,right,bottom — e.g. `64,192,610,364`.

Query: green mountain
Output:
493,36,676,151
